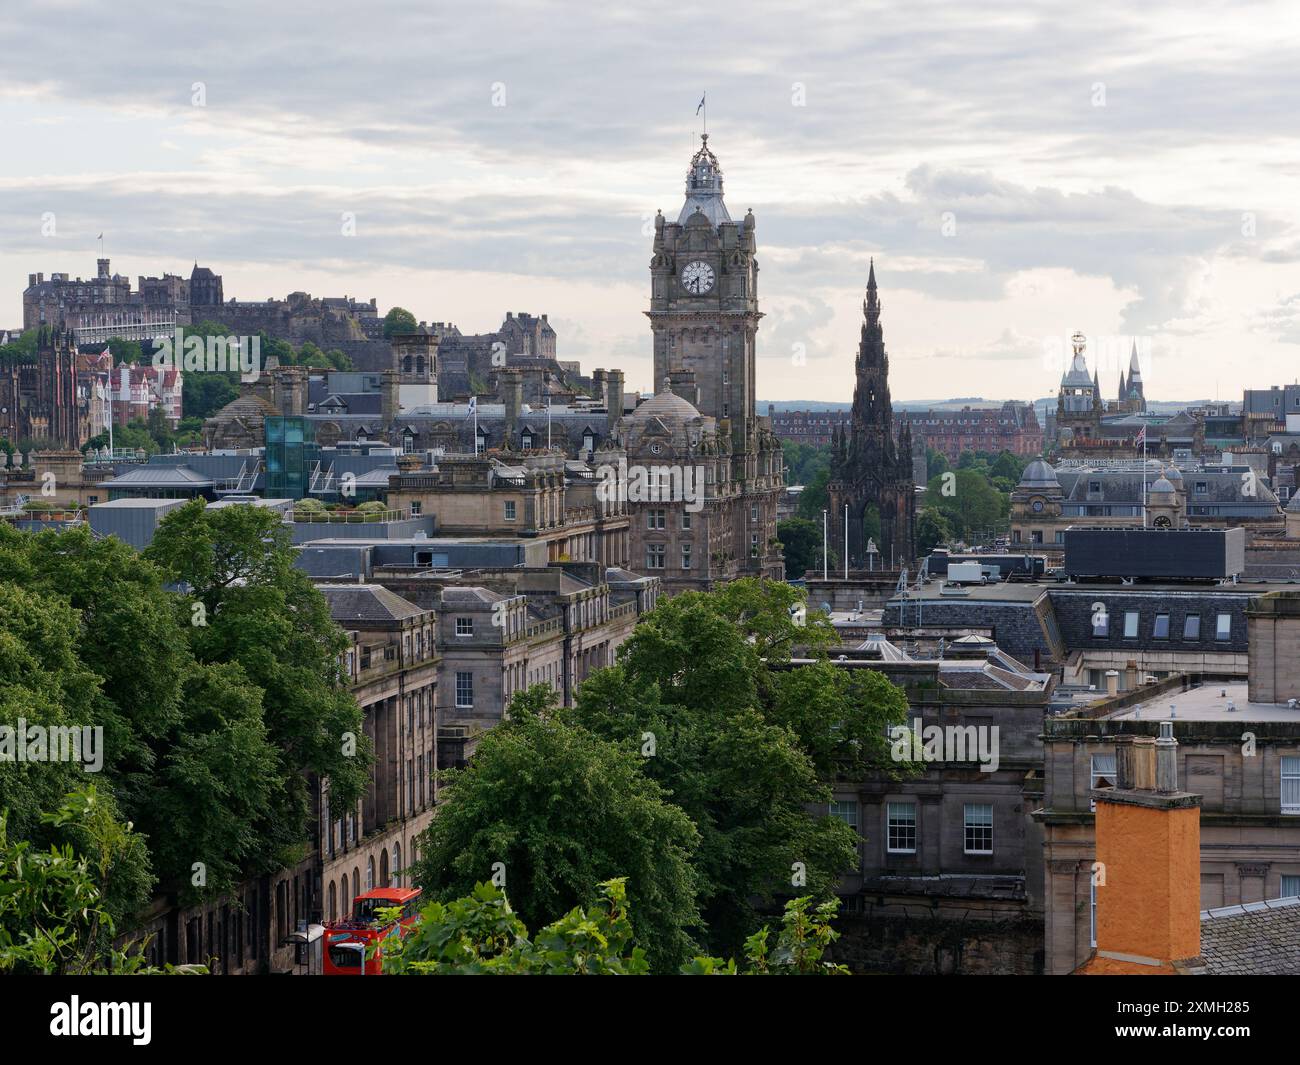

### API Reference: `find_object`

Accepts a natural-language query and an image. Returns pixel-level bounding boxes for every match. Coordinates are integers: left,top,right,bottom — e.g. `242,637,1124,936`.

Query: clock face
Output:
681,261,715,295
1032,500,1044,513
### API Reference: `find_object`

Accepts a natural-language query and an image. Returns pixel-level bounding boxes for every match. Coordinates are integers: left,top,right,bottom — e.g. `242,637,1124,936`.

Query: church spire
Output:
864,258,880,322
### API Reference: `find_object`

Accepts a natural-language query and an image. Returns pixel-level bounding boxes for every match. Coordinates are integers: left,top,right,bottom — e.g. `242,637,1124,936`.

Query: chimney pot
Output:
1156,720,1179,793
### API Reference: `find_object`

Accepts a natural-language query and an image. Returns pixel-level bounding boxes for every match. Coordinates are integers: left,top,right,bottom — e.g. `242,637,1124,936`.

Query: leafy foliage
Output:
410,686,701,973
383,307,418,337
684,895,849,975
0,788,179,975
565,579,908,959
381,879,651,975
383,879,847,977
145,501,371,866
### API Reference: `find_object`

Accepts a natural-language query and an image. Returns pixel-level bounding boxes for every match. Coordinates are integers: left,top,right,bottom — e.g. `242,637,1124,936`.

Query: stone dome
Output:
630,389,704,426
1018,458,1059,490
1150,476,1177,496
1163,465,1184,485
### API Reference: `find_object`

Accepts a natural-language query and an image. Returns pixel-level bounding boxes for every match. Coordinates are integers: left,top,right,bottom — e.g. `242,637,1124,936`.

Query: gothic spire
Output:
864,258,880,322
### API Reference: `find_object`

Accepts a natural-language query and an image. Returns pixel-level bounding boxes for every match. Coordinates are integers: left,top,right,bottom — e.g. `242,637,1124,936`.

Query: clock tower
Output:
647,134,761,468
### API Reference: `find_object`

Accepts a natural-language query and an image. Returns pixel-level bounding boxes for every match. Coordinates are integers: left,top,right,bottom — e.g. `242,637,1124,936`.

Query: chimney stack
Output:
605,368,625,436
381,369,399,427
1081,727,1202,974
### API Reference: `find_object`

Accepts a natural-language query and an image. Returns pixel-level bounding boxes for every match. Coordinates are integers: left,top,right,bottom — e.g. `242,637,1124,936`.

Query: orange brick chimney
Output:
1078,723,1203,975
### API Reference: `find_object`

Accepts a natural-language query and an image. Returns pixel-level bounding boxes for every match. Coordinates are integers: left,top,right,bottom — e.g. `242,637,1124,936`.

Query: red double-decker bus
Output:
322,886,422,975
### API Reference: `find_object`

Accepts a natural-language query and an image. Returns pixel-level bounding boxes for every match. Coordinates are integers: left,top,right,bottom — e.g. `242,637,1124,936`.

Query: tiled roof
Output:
317,583,425,622
1198,896,1300,974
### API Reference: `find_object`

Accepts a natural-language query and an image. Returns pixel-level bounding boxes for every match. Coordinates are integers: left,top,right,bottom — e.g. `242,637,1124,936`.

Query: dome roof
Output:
1163,465,1184,484
1018,458,1059,489
1150,476,1177,495
631,389,703,424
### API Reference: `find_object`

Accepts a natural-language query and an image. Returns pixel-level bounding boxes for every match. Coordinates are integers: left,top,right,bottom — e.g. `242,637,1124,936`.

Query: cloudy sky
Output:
4,0,1300,402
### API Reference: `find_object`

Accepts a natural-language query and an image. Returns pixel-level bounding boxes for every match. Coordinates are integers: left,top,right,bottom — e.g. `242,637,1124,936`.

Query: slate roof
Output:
1197,896,1300,974
317,583,425,623
98,465,214,489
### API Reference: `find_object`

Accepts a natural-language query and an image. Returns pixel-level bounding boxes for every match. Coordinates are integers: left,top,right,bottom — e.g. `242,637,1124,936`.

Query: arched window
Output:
328,881,337,922
402,355,412,373
340,877,349,917
352,868,360,902
366,857,375,892
416,355,425,376
392,842,402,887
380,848,390,888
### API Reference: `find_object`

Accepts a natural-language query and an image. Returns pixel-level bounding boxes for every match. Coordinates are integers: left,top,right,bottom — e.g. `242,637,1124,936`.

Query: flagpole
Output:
547,395,552,451
473,396,478,455
822,508,828,581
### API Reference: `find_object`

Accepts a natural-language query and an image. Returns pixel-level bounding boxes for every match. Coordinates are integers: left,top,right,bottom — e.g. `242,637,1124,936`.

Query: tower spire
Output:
864,258,880,321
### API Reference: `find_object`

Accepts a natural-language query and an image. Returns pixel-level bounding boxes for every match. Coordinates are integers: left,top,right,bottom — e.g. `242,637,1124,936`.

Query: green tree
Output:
925,468,1006,540
926,447,950,480
683,895,849,975
145,500,371,867
915,506,953,555
0,525,282,900
383,307,418,337
410,685,702,974
381,878,650,975
0,788,184,975
795,466,832,520
567,581,908,957
776,517,819,579
382,879,849,976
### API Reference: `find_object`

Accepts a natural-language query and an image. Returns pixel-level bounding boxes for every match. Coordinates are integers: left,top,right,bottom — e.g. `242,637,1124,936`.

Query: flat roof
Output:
1109,682,1300,722
891,578,1300,606
90,497,188,509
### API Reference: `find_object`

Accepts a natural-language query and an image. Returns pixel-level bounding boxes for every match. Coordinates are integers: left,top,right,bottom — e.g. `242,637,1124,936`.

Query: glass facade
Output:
265,416,318,499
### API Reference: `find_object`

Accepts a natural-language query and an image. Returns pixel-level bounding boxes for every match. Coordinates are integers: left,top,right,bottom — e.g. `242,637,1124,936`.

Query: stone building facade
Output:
126,580,439,972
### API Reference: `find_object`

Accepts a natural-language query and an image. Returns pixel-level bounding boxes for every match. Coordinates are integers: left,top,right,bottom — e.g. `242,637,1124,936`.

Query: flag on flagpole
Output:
696,94,705,115
465,395,477,419
1135,425,1146,446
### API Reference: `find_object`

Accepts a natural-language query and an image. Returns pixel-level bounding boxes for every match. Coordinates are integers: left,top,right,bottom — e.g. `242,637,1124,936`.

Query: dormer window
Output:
521,432,533,450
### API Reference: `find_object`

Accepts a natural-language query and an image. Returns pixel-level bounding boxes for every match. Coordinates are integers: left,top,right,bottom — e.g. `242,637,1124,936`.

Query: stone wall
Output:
832,910,1044,975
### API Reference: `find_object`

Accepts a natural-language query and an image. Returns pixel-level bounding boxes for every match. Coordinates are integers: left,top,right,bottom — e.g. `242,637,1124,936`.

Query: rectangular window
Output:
646,544,665,569
750,533,760,557
455,617,473,637
1283,756,1300,815
681,543,692,570
886,802,917,854
963,803,993,854
1216,613,1232,641
829,800,859,831
504,500,516,521
750,504,759,523
648,509,665,530
1153,613,1170,639
1183,615,1200,639
1091,752,1116,812
455,671,473,709
409,501,422,516
1122,611,1139,638
1282,875,1300,899
681,511,691,531
1092,611,1108,637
